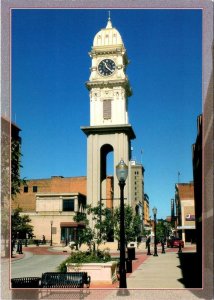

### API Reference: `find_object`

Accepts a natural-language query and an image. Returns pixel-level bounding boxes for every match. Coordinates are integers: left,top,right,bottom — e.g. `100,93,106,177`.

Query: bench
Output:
11,272,91,289
11,277,41,288
40,272,91,288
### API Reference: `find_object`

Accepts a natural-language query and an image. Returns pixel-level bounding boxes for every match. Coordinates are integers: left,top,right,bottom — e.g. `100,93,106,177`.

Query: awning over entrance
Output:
60,222,85,228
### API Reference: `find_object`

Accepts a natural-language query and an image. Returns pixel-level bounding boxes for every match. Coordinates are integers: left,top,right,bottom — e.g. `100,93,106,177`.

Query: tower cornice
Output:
85,79,132,97
81,124,136,140
89,48,128,64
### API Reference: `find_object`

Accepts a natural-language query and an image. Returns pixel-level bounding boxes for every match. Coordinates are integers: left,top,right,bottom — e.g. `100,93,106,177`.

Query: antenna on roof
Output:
108,10,111,21
178,171,180,183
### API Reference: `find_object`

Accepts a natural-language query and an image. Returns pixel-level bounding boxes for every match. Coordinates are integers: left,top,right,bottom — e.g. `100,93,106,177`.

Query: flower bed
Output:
66,261,118,284
57,250,119,284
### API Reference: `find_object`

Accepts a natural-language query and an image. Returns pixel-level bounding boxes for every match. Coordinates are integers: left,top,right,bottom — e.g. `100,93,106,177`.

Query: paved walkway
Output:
11,243,197,290
127,250,184,288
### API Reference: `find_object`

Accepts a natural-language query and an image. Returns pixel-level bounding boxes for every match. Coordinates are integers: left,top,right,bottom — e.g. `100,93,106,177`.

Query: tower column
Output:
81,17,136,230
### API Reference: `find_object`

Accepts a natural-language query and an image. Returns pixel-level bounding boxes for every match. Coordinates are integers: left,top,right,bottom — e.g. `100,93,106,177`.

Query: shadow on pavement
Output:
177,252,202,288
12,289,91,299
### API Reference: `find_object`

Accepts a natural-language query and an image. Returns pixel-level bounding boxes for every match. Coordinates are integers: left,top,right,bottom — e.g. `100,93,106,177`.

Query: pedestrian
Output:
18,239,23,254
42,235,46,244
16,239,20,253
146,235,151,248
161,237,165,254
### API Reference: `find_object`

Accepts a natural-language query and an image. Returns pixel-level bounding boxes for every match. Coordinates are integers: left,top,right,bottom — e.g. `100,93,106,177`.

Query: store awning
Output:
60,222,85,228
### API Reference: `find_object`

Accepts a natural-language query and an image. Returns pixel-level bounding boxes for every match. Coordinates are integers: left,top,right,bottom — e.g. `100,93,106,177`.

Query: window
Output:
63,199,74,212
33,186,38,193
24,186,28,193
103,100,111,119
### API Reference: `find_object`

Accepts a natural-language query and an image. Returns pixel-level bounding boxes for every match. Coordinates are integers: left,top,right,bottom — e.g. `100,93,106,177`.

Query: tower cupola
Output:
93,17,124,48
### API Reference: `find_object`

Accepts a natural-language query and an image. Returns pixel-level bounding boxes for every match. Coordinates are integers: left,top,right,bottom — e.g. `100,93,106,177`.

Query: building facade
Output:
129,160,144,230
143,193,150,229
13,176,112,244
175,183,196,244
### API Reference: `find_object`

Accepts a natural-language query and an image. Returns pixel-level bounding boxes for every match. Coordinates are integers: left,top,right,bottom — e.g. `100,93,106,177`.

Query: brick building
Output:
12,176,113,245
175,182,196,244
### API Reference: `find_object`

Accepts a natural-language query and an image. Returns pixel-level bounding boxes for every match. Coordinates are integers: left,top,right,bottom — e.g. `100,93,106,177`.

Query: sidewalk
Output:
127,250,184,289
11,243,198,289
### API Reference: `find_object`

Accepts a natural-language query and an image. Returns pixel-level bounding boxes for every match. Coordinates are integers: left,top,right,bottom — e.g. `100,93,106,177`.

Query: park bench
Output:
11,277,41,288
40,272,91,288
11,272,91,289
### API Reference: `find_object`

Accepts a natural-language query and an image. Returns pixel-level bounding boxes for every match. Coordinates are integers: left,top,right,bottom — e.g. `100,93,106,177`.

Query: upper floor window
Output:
33,186,38,193
24,186,28,193
63,199,74,212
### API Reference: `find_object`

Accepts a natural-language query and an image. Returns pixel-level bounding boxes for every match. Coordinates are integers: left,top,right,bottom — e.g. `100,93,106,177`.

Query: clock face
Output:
98,59,116,76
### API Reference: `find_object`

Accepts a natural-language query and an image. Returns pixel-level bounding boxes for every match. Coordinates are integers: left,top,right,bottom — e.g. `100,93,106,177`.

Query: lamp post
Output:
152,207,158,256
50,221,53,246
116,159,128,289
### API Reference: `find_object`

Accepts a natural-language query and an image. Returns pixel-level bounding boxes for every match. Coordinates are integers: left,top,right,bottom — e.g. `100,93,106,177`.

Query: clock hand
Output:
104,61,112,72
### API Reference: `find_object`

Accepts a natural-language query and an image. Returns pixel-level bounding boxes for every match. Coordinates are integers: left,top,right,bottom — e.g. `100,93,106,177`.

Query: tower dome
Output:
93,17,124,47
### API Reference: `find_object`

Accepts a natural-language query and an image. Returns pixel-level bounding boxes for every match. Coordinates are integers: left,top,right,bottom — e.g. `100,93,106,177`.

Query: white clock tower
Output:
81,16,135,223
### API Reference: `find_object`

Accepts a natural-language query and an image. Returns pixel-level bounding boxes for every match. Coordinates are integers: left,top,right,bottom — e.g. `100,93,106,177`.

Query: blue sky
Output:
12,9,202,219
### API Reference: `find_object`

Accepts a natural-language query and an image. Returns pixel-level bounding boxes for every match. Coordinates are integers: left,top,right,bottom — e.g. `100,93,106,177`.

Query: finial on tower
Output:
106,11,112,28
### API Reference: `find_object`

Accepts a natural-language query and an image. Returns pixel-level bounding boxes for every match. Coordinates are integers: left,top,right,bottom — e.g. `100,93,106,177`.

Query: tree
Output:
11,207,34,239
73,210,94,250
74,203,142,249
155,220,171,242
11,140,26,198
113,205,142,245
88,203,114,245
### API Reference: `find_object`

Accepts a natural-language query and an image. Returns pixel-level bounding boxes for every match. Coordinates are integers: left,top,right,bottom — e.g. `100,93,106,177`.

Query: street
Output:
11,249,68,278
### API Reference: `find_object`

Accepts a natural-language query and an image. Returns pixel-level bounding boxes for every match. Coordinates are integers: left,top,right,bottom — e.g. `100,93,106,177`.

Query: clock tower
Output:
81,16,135,224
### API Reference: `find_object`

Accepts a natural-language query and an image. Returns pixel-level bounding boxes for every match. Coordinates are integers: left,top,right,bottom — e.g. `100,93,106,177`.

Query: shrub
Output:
57,250,112,273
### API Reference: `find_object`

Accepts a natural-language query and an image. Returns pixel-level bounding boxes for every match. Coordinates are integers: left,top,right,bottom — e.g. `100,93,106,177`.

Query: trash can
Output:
126,259,132,273
127,247,135,260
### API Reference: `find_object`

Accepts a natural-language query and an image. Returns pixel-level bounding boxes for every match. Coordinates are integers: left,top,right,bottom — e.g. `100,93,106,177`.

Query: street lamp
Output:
152,207,158,256
50,221,53,246
116,159,128,289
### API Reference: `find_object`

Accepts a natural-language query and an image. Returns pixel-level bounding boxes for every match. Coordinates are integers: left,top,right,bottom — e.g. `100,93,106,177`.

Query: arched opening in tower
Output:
100,144,114,242
100,144,114,210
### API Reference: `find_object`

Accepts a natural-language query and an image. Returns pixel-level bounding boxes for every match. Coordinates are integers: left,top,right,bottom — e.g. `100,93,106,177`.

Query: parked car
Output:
167,237,184,248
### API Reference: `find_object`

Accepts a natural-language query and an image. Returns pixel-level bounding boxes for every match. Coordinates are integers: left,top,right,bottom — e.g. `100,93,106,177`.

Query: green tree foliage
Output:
11,207,34,239
87,203,114,245
11,140,26,198
73,209,94,250
114,205,142,244
74,203,142,248
156,220,171,242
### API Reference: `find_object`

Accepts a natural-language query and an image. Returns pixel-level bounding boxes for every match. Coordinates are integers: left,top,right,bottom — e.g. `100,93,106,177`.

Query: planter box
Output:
67,261,118,284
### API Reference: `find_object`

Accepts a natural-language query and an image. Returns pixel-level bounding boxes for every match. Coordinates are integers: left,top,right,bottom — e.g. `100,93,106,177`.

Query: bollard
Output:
178,243,182,253
126,259,132,273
